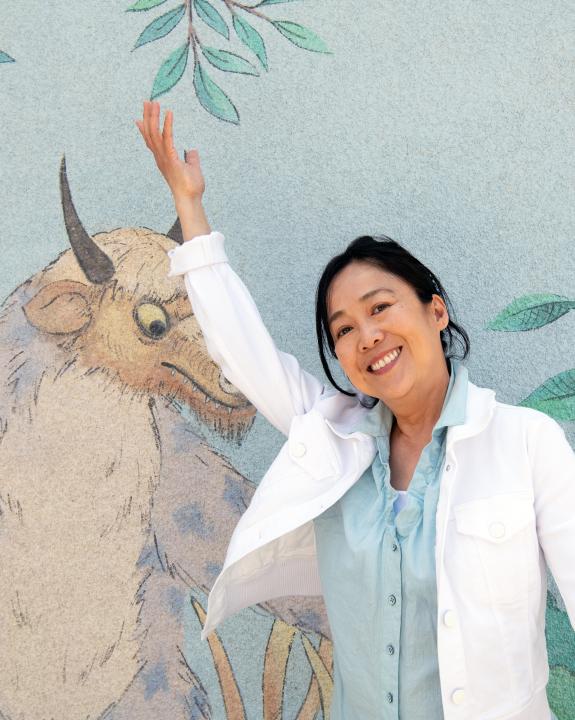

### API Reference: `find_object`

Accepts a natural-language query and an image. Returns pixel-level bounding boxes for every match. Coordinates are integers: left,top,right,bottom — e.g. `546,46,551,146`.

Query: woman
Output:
136,100,574,720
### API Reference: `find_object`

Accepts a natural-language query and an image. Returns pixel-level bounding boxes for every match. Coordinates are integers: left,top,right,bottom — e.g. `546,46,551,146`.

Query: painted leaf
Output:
202,47,258,75
134,4,186,49
151,42,189,99
272,20,330,53
0,50,15,63
193,62,239,124
233,15,268,70
257,0,299,4
127,0,167,11
519,368,575,421
194,0,229,40
487,293,575,332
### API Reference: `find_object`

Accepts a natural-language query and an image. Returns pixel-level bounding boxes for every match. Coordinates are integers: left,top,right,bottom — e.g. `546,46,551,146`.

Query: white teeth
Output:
370,348,401,371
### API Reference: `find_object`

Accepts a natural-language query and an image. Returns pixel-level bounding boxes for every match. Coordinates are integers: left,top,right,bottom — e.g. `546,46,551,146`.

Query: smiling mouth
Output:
368,346,403,373
161,362,252,411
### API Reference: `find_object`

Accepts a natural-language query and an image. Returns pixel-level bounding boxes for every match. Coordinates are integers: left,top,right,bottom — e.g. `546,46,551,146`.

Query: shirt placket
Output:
379,459,401,719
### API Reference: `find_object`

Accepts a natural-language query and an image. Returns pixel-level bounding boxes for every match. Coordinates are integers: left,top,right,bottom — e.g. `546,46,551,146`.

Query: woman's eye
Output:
373,303,390,314
336,326,352,339
134,302,170,339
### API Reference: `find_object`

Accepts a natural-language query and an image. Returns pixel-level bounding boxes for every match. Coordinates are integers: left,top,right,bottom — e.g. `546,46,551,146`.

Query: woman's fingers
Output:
162,109,176,157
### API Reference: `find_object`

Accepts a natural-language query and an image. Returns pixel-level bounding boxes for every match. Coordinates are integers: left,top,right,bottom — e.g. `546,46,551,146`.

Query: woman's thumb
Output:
184,148,198,163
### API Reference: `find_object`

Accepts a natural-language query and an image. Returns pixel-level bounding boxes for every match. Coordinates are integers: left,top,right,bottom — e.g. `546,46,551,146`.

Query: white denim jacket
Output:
167,232,575,720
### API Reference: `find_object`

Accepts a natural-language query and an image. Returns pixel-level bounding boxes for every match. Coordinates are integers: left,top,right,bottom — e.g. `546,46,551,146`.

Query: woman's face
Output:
327,261,450,403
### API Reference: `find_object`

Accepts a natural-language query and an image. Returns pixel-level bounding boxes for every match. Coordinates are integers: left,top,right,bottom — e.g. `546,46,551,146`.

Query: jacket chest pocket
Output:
288,409,343,481
453,491,538,605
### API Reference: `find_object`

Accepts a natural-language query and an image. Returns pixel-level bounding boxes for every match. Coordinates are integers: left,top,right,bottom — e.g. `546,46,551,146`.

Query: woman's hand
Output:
136,101,205,204
136,100,211,240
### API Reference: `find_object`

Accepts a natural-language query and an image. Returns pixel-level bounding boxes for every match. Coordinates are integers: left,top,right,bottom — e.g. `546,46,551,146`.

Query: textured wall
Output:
1,0,574,718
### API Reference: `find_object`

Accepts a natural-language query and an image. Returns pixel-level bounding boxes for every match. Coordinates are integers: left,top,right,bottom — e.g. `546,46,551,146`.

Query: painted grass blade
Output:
0,50,15,63
296,637,333,719
191,598,247,720
487,294,575,332
519,368,575,421
262,619,297,720
301,635,333,719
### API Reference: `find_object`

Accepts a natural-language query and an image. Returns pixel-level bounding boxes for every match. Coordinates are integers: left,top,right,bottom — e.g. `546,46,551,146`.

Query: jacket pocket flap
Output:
454,491,534,544
288,409,342,480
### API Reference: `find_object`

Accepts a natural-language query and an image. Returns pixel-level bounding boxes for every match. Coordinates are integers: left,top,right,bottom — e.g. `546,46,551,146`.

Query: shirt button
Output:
445,464,452,472
451,688,465,705
489,522,506,539
391,542,398,552
386,692,393,703
443,610,457,628
386,644,395,655
388,594,397,606
291,442,307,458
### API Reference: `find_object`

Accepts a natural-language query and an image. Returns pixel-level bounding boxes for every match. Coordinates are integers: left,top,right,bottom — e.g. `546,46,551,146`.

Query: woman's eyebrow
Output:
328,287,395,326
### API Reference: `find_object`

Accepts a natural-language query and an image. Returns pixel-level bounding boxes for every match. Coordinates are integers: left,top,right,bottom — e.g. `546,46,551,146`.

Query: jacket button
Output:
451,688,465,705
292,442,307,458
443,610,456,628
489,522,506,539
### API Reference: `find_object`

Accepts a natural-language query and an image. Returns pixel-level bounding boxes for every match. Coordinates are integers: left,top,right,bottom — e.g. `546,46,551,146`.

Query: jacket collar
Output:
316,371,496,446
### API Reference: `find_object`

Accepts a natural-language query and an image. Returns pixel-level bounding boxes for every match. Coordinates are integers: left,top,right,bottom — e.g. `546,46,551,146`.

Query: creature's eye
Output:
134,302,169,339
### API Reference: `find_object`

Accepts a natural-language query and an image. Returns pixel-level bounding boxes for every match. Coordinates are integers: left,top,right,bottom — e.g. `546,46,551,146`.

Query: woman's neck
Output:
387,364,451,445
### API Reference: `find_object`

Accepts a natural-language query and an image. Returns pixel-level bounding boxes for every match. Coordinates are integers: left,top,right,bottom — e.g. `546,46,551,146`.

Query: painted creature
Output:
0,159,330,720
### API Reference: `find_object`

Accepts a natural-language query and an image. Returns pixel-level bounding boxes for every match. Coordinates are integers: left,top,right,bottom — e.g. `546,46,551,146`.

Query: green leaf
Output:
547,666,575,720
0,50,15,63
233,15,268,70
487,294,575,332
151,42,189,99
193,62,240,124
194,0,229,39
202,47,258,75
127,0,167,11
272,20,330,53
520,369,575,421
134,4,186,49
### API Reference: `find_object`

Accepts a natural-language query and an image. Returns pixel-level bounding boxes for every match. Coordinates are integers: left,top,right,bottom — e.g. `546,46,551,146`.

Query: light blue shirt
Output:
313,362,468,719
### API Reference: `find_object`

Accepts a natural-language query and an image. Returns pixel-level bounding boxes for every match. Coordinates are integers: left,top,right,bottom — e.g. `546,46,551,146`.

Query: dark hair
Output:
315,235,470,398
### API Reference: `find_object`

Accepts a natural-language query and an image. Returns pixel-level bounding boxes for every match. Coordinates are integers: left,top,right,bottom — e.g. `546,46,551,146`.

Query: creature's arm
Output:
137,101,325,435
531,413,575,628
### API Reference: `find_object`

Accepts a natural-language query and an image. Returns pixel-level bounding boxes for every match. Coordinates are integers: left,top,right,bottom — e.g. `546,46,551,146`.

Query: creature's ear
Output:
23,280,92,334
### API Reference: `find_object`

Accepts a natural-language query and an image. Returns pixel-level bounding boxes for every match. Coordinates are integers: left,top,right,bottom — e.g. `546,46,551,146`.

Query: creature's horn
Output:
59,156,115,284
166,217,184,245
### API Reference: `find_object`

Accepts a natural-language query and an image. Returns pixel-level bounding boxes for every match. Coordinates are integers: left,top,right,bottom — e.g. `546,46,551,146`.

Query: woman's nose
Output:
359,323,384,351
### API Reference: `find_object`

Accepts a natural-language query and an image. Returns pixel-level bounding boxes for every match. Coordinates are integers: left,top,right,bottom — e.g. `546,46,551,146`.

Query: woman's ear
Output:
431,295,450,331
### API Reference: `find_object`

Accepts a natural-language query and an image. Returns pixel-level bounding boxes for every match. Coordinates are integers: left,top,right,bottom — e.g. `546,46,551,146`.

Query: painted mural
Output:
128,0,330,123
1,1,574,718
0,160,332,719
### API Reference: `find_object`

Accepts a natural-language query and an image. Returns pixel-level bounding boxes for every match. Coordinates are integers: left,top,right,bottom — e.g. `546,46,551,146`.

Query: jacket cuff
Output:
166,231,228,277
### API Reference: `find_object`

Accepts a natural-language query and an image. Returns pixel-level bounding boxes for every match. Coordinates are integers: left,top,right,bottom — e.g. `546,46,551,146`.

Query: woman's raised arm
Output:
136,101,325,435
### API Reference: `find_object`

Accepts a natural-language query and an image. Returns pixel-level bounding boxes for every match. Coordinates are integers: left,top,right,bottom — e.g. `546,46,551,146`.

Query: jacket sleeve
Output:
167,231,325,436
530,412,575,628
